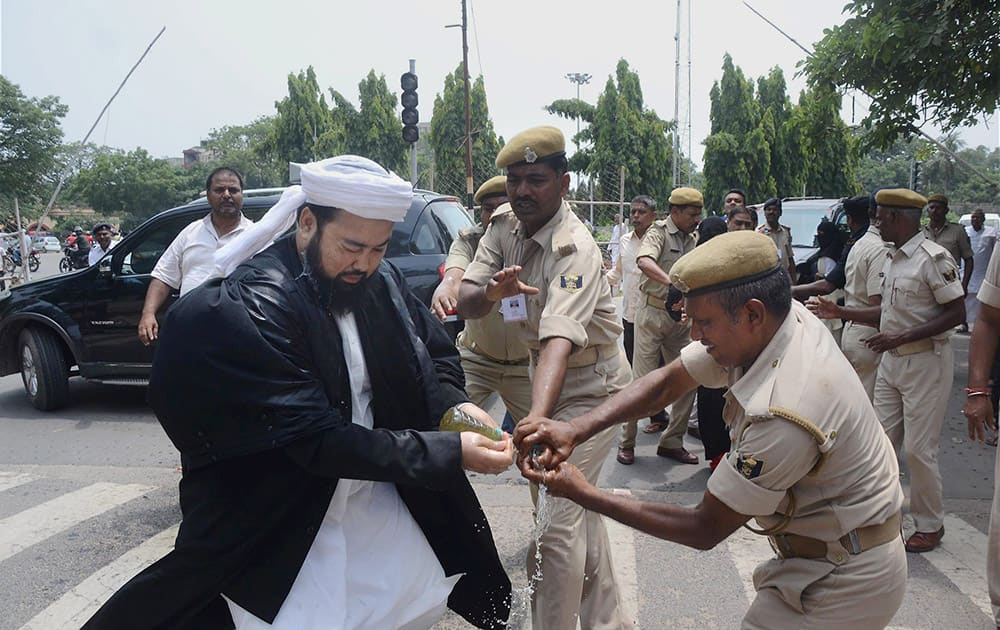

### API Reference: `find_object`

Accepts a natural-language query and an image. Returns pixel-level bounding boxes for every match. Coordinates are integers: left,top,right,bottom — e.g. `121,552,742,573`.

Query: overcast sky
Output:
2,0,997,171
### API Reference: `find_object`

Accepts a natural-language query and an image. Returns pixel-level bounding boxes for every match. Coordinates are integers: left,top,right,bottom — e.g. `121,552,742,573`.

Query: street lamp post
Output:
564,72,591,193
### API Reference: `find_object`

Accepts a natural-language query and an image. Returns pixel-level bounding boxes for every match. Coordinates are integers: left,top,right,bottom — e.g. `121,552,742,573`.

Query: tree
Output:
586,60,674,205
66,148,189,229
273,67,332,164
792,87,858,197
350,71,407,174
201,116,285,188
429,65,501,199
803,0,1000,148
0,76,67,225
757,67,805,198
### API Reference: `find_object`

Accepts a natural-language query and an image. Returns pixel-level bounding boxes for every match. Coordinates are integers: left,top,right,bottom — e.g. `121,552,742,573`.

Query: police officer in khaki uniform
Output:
809,195,887,400
923,193,974,296
431,175,532,424
827,189,965,553
757,198,796,280
627,188,701,464
962,238,1000,627
515,230,906,629
458,126,632,630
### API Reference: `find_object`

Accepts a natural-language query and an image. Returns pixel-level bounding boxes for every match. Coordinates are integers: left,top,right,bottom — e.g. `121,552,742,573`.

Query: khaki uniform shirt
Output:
464,201,622,353
922,221,973,266
681,301,903,540
843,226,888,309
636,215,697,300
979,241,1000,308
880,232,964,339
757,223,795,267
446,224,529,363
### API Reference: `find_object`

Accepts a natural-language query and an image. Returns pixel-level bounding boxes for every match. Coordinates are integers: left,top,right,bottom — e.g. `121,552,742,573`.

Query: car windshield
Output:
778,200,840,248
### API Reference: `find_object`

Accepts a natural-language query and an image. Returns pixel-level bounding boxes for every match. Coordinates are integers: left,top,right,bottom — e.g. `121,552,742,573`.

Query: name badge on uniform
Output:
501,294,528,322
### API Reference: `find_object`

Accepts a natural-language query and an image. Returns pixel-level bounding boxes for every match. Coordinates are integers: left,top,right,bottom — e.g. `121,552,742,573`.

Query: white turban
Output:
300,155,413,222
214,155,413,277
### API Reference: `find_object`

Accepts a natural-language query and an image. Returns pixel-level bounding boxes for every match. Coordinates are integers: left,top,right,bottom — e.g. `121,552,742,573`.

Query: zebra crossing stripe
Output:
922,514,993,619
0,482,154,563
20,524,179,630
0,472,34,493
605,489,639,628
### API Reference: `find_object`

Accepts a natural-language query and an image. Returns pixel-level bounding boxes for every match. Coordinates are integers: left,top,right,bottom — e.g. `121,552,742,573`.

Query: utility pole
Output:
672,0,682,188
461,0,474,211
565,72,592,191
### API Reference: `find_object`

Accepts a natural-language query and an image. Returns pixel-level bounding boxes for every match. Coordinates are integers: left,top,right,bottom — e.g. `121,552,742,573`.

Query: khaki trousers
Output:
742,537,906,629
458,345,532,423
528,350,632,630
840,321,882,401
874,341,953,533
623,299,695,450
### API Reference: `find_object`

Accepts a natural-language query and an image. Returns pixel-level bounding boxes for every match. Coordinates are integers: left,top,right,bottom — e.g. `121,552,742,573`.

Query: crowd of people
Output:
76,125,997,630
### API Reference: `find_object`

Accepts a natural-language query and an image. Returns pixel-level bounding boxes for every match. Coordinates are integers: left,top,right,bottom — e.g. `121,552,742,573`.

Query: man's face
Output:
685,294,758,368
671,205,703,234
630,202,656,233
479,194,508,227
301,208,392,299
927,201,947,224
723,192,745,213
764,204,781,227
94,229,113,250
727,210,754,232
207,172,244,219
875,205,900,244
971,212,985,231
505,162,569,230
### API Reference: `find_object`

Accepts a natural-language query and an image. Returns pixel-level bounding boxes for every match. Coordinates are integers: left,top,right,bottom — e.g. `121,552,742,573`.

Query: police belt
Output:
768,511,902,560
462,338,530,366
889,338,934,357
530,343,620,369
644,294,667,310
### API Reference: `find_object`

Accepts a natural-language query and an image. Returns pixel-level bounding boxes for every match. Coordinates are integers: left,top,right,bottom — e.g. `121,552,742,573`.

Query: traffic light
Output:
400,72,419,144
911,160,922,192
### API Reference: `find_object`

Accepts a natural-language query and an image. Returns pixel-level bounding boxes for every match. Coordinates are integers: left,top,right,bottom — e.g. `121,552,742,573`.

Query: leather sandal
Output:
616,447,635,465
656,447,698,464
643,421,669,434
904,527,944,553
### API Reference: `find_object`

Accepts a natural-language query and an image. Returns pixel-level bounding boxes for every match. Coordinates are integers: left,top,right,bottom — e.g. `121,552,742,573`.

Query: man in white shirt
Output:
88,222,116,266
608,212,623,267
966,208,998,330
606,195,669,464
138,167,253,345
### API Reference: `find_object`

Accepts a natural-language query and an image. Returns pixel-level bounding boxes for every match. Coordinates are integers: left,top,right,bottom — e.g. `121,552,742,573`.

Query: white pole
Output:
14,196,29,283
672,0,682,188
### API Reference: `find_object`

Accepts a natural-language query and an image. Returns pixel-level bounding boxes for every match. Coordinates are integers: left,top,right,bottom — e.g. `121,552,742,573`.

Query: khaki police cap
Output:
668,187,704,208
670,231,781,297
875,188,928,209
926,193,948,206
495,126,565,169
474,175,507,204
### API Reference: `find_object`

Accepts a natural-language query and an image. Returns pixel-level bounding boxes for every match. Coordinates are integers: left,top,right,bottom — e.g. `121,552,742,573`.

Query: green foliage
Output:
803,0,1000,149
344,71,407,174
429,65,501,199
65,148,189,230
587,60,674,205
201,116,285,188
0,76,67,222
703,56,858,212
273,67,332,164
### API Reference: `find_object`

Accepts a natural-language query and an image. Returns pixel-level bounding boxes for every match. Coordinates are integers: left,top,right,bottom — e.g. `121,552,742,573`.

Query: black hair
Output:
205,166,244,192
724,188,747,203
713,266,792,323
697,216,728,243
763,197,781,211
539,153,569,176
300,203,343,229
842,196,871,225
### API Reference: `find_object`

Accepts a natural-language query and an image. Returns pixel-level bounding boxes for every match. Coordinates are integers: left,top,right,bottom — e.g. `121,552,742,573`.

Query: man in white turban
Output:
84,156,515,630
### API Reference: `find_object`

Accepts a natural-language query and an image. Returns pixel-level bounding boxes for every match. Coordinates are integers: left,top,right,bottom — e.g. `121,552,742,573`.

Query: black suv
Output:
0,188,473,410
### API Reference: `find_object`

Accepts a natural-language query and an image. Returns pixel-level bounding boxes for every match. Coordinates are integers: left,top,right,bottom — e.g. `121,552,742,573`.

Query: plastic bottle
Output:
439,406,503,441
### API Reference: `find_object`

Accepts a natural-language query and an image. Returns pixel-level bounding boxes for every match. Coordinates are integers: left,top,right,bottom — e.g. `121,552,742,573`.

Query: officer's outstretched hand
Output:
806,296,840,320
460,432,514,475
862,331,907,354
529,461,591,501
514,415,580,477
484,266,540,302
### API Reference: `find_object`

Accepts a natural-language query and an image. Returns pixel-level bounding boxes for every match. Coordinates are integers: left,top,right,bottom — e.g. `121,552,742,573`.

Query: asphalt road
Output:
0,255,995,629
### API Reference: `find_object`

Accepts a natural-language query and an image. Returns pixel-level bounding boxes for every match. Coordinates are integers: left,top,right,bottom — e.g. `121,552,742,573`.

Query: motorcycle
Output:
3,247,41,274
58,246,90,273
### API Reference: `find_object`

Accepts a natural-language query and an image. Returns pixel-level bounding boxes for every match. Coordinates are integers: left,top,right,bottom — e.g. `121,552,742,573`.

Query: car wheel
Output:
58,257,72,273
18,327,70,411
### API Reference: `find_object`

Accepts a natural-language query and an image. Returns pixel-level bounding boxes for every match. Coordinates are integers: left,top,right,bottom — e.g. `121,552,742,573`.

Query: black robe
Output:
83,236,511,629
